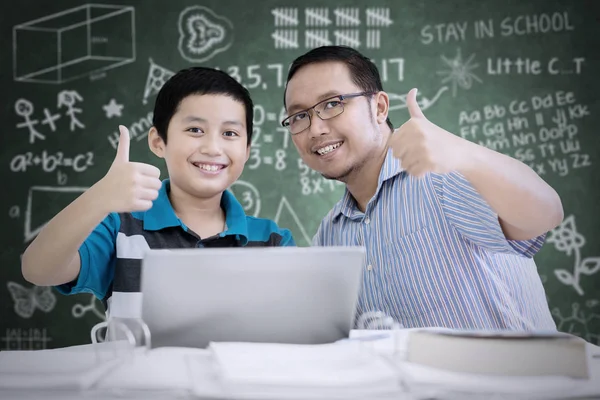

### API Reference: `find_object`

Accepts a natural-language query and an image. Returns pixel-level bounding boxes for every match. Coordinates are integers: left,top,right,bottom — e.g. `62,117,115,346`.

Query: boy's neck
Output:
168,184,226,238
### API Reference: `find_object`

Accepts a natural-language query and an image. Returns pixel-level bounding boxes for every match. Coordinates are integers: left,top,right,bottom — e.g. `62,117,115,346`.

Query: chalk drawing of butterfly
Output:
7,281,57,319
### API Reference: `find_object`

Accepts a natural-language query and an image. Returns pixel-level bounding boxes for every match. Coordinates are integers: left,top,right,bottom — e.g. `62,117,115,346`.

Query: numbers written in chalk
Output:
10,151,94,173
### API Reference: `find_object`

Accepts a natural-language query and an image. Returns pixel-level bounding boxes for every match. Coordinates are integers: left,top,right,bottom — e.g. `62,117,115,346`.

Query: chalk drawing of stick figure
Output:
57,90,85,131
15,99,45,144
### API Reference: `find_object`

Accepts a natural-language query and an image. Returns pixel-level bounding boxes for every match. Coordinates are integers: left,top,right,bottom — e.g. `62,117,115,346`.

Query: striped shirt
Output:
56,179,294,319
313,149,556,331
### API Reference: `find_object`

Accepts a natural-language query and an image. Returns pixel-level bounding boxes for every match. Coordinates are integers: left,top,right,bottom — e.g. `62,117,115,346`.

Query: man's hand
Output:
388,88,471,177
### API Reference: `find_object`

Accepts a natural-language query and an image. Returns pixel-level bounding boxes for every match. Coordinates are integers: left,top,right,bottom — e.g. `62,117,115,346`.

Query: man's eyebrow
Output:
287,90,342,114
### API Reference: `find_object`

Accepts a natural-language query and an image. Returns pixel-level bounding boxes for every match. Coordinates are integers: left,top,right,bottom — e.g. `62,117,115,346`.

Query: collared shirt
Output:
57,179,294,318
313,149,556,331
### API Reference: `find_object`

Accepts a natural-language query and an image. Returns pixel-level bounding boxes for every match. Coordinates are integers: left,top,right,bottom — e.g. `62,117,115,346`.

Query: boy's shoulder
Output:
242,215,289,235
242,215,294,247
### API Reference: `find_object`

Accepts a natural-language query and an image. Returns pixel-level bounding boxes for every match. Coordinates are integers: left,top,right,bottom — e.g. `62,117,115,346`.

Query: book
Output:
405,329,589,379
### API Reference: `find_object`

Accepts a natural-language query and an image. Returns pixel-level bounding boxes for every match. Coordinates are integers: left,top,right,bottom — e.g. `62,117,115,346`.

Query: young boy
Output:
21,67,295,324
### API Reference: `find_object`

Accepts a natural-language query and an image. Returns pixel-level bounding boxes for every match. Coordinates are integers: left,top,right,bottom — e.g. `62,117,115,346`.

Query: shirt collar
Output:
143,179,181,230
332,148,404,220
219,189,249,245
143,179,249,244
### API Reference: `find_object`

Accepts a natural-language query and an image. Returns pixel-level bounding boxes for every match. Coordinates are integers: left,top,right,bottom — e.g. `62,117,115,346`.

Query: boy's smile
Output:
191,161,227,174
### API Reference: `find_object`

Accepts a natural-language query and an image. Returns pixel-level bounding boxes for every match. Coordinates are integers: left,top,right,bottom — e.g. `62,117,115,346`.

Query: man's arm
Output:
390,88,563,241
456,140,563,240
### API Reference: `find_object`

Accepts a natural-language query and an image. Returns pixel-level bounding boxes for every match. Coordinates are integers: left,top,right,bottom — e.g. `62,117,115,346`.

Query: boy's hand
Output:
98,125,162,212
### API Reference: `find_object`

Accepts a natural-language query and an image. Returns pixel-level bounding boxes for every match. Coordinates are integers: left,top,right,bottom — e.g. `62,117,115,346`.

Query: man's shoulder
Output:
315,199,345,232
323,201,343,223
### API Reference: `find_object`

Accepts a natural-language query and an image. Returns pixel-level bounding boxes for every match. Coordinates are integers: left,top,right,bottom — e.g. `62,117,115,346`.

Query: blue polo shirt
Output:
57,179,294,318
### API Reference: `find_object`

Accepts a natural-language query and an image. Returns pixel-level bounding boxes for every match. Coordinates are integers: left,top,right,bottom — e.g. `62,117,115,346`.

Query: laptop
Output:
140,246,365,348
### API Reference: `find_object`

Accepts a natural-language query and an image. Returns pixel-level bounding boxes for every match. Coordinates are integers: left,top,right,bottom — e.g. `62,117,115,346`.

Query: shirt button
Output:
367,264,373,271
364,217,370,224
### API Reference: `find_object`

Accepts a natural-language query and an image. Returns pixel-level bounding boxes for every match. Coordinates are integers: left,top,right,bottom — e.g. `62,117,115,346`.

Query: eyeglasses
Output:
281,92,375,135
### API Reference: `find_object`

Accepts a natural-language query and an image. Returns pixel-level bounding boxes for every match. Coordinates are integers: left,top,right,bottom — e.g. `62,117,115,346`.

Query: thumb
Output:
115,125,130,163
407,88,425,119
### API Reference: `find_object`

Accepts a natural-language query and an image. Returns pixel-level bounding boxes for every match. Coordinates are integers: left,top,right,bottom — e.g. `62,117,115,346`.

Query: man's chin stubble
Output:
321,167,353,183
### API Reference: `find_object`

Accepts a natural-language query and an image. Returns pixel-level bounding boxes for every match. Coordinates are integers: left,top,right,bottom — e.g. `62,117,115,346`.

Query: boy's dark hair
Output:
284,46,393,131
153,67,254,144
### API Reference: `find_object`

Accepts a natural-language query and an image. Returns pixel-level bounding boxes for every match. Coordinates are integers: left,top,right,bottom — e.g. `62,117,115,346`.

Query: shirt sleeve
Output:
431,171,545,258
55,212,120,299
278,228,296,246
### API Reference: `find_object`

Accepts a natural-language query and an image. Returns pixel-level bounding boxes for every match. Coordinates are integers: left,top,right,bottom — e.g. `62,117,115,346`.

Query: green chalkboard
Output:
1,0,599,349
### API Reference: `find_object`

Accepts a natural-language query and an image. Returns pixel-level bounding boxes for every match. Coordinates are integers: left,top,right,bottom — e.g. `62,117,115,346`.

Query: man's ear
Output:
375,91,390,125
148,127,166,158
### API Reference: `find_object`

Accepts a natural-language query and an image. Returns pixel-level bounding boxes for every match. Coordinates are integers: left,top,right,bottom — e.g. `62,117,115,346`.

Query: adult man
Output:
281,46,563,330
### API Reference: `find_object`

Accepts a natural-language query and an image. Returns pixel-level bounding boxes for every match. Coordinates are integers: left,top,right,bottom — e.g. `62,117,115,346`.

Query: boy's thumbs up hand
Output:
113,124,131,163
99,126,162,213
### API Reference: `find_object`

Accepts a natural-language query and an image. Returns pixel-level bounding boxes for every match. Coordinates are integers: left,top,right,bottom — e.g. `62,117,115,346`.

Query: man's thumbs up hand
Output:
388,89,470,177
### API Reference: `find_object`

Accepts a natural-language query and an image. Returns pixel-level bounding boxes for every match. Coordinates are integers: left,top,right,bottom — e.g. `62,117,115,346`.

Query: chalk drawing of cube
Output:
13,4,135,84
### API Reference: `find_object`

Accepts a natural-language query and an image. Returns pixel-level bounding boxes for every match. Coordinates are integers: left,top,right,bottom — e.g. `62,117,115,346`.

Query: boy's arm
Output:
21,126,162,286
55,212,119,298
22,184,113,286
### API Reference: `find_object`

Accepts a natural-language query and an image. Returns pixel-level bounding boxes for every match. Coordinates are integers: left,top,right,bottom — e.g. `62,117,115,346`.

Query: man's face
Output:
284,62,384,182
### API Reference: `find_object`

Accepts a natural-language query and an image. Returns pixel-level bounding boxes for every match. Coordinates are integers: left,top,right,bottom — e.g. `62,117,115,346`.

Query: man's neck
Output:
345,146,389,213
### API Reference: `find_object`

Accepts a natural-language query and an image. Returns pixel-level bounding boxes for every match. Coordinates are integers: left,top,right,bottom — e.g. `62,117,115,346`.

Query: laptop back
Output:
140,246,365,348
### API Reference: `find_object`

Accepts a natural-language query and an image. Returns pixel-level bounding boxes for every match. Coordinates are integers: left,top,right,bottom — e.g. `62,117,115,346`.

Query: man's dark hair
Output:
284,46,393,131
153,67,254,144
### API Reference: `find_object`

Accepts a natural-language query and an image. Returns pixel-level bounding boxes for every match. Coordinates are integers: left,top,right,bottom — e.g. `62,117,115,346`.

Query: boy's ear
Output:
245,143,251,162
148,127,165,158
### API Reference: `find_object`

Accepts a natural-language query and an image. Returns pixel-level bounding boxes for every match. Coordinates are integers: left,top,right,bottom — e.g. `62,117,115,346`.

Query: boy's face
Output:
150,94,250,199
284,62,385,182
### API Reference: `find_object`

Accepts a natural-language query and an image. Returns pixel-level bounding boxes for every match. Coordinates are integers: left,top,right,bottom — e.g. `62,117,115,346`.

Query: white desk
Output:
1,330,599,400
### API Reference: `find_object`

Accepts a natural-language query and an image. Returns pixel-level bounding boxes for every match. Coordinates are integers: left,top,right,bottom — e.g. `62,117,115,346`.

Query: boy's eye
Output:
187,127,203,134
223,131,239,137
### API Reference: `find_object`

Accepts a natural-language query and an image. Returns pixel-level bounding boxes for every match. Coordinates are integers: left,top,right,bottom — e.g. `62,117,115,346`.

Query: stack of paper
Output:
97,346,205,393
203,340,403,399
0,342,127,390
